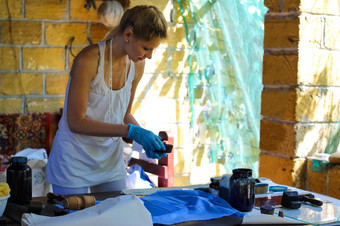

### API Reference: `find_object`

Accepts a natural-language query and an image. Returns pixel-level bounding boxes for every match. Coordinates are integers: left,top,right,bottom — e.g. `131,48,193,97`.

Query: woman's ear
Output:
124,27,134,42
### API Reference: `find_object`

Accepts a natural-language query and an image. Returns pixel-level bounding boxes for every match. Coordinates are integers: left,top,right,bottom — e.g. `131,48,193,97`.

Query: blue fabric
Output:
127,164,155,188
140,190,245,225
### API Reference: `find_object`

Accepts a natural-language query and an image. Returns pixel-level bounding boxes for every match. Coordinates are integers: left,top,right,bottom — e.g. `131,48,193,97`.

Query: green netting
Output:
178,0,267,177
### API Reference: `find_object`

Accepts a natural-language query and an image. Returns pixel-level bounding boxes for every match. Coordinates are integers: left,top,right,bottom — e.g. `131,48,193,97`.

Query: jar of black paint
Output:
6,156,32,205
228,168,255,212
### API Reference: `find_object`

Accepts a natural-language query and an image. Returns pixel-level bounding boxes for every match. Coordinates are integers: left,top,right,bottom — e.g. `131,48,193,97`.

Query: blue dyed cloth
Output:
140,190,245,225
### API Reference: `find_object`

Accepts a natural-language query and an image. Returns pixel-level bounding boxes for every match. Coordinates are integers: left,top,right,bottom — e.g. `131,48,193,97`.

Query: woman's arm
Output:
66,44,129,137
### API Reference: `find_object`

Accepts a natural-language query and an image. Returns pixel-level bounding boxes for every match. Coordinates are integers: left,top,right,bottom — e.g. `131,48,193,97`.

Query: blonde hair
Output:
107,5,167,41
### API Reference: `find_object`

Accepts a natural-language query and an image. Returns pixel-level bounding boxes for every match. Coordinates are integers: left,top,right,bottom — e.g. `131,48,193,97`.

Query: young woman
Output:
46,5,168,195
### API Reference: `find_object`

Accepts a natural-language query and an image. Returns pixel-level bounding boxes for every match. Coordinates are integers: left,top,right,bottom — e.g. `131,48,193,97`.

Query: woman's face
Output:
126,36,162,62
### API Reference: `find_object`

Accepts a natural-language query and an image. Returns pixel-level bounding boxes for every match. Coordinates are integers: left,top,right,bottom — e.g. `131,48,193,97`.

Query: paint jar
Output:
228,168,255,212
209,177,220,196
6,156,32,205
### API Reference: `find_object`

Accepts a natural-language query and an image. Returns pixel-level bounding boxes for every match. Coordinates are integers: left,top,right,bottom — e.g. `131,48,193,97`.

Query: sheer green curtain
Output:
178,0,267,176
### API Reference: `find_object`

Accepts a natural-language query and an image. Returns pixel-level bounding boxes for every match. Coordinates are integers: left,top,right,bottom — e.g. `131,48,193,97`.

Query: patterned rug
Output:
0,113,50,159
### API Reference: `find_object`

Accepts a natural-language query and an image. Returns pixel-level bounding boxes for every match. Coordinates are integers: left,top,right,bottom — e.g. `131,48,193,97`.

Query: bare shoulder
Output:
70,44,100,80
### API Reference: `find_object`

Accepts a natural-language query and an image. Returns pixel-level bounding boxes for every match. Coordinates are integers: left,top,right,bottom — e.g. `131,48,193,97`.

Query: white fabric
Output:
46,40,135,188
21,195,152,226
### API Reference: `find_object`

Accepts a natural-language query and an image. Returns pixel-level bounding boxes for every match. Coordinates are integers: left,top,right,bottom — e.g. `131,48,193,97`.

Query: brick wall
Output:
260,0,340,198
0,0,192,186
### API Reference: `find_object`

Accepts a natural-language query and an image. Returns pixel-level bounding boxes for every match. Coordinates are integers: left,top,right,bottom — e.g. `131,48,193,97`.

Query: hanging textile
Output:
177,0,267,176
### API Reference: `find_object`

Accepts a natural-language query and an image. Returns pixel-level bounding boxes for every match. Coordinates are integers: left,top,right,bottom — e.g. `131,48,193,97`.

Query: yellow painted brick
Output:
167,24,188,48
0,0,23,18
264,17,299,48
306,159,327,194
263,55,298,85
300,0,340,15
144,48,168,73
70,0,99,21
0,21,41,45
134,74,150,99
259,153,307,188
264,0,300,12
295,123,339,157
262,88,340,122
260,120,296,156
174,175,190,187
170,49,190,74
0,73,43,95
299,15,323,48
132,98,178,124
89,23,110,44
264,0,280,12
327,165,340,199
176,124,185,149
26,97,64,113
285,0,300,12
26,0,67,20
0,47,19,69
147,74,187,99
45,23,88,46
296,88,340,122
46,73,69,95
23,48,65,70
325,17,340,50
174,150,189,175
298,48,340,86
0,98,22,113
261,89,297,121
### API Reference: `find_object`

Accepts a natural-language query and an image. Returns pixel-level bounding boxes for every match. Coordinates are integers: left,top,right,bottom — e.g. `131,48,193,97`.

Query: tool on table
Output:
4,200,67,223
47,192,65,204
298,193,323,206
154,143,173,154
63,195,96,210
281,191,301,209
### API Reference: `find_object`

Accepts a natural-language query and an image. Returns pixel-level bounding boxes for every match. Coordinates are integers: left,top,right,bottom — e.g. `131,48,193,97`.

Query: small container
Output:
6,156,32,205
255,183,269,194
219,174,231,201
228,168,255,212
260,205,275,215
209,177,220,196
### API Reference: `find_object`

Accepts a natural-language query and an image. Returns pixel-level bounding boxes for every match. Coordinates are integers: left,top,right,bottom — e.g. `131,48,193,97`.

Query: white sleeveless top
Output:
46,40,135,188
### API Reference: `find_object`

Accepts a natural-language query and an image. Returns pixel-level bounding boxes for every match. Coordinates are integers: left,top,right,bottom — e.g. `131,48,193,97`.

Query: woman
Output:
46,5,168,195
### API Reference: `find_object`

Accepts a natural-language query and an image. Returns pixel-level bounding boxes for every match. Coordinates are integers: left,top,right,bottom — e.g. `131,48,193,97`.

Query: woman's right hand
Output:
126,124,166,159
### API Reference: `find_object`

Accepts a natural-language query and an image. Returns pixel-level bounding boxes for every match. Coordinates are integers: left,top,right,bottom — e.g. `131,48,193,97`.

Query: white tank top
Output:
46,40,135,188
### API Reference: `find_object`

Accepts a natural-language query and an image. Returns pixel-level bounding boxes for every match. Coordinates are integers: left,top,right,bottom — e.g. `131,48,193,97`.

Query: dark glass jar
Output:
228,168,255,212
6,156,32,205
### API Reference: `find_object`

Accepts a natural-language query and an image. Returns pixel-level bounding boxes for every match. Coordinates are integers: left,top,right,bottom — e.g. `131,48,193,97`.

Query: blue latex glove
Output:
126,124,167,159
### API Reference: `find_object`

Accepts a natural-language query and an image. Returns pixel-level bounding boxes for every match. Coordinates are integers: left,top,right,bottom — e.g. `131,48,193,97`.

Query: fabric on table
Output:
140,189,245,225
21,195,152,226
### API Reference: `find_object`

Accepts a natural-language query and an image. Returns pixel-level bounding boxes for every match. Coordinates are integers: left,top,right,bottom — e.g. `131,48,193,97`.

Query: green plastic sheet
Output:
178,0,267,176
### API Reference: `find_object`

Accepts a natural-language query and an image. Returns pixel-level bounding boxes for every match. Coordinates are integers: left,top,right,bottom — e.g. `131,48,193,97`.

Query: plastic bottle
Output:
6,156,32,205
228,168,255,212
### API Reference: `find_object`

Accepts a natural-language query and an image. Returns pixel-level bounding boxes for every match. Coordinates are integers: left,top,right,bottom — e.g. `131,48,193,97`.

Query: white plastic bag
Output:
14,148,51,197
